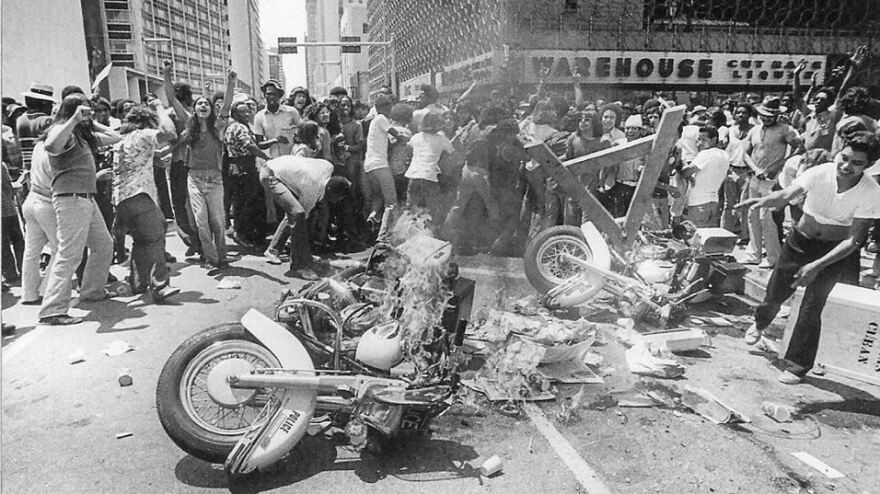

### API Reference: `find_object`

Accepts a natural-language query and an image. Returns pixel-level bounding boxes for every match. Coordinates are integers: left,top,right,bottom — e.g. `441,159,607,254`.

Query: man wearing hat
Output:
17,83,56,171
742,96,802,267
254,79,300,158
606,114,646,218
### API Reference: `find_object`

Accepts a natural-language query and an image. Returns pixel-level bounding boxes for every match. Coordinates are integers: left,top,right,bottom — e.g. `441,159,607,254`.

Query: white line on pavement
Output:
2,326,43,365
523,403,613,494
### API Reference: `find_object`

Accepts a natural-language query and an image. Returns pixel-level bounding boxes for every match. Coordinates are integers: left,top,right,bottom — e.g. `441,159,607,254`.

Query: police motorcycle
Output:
155,236,474,475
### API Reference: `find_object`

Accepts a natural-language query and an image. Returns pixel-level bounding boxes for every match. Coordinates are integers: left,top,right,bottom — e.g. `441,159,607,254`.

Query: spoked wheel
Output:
524,226,595,292
156,323,282,463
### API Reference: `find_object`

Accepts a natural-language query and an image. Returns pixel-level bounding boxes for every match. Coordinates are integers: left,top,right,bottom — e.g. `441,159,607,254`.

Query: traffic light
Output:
278,37,297,54
341,36,361,54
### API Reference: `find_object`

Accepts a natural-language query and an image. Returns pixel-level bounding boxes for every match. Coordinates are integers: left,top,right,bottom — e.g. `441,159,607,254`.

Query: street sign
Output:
341,35,361,53
278,37,297,54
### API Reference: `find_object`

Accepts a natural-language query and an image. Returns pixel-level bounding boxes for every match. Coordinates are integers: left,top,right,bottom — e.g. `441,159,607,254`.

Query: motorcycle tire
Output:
156,323,282,464
523,225,598,294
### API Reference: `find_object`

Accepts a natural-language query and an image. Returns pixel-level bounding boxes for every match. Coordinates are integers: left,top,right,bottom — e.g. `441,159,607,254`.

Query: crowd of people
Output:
2,45,879,338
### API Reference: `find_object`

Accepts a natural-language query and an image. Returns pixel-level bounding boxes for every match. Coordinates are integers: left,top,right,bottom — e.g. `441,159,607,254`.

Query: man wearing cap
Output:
254,80,300,158
605,115,646,218
742,96,803,267
17,83,56,172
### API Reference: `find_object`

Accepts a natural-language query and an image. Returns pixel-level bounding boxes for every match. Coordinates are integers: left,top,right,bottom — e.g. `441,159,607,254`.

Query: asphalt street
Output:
2,228,879,494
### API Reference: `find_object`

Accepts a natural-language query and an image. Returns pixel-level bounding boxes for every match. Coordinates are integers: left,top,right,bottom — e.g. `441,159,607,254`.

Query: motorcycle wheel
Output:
523,225,597,293
156,323,282,463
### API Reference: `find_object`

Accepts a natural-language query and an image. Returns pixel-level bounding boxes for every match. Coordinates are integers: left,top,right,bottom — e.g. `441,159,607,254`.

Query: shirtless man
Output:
736,131,880,384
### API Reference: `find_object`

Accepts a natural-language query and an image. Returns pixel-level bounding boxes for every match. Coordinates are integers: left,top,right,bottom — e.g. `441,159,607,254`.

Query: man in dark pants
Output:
262,156,351,280
736,131,880,384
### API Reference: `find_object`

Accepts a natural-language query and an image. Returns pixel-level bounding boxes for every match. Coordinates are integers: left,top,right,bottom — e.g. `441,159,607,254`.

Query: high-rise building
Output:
340,0,370,101
305,0,342,97
367,0,878,101
57,0,265,102
267,47,286,90
228,0,264,94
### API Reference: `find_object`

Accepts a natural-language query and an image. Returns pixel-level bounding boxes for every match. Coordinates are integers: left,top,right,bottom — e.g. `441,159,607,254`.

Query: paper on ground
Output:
791,452,845,479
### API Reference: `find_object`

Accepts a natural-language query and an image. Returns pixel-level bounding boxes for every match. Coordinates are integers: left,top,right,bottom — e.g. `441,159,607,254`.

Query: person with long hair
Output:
38,94,121,325
563,110,611,225
302,102,335,164
225,99,271,249
111,104,179,301
185,69,236,274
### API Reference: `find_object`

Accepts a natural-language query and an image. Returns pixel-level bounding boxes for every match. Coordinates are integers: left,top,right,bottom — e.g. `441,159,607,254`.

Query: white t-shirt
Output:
686,147,730,206
405,132,454,182
794,162,880,226
364,114,392,172
678,125,701,164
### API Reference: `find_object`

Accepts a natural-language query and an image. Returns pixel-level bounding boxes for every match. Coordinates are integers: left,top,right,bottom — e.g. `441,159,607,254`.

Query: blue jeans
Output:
189,169,227,265
39,195,112,318
115,193,168,292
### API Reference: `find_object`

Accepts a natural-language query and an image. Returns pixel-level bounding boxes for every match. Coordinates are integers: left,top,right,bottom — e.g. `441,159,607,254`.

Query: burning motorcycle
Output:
155,236,474,475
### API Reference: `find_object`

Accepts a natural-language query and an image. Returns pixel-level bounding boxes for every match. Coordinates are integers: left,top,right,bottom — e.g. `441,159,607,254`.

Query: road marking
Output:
2,326,43,365
523,403,613,494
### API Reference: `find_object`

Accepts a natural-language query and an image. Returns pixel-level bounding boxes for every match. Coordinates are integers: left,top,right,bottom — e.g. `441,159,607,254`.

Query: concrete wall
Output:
1,0,91,100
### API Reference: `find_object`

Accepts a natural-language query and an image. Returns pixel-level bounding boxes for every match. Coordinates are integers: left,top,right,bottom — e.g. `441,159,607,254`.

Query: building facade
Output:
367,0,879,102
5,0,264,105
305,0,343,97
267,47,286,89
340,0,370,101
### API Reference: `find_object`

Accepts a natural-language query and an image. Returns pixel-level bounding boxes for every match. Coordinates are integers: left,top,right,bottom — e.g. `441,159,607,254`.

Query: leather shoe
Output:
21,297,43,305
39,314,84,326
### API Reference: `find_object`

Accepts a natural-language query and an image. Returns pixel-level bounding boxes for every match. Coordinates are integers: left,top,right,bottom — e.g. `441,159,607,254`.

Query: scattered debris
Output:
216,279,241,289
639,328,710,354
761,401,794,422
118,368,133,387
68,350,86,365
556,385,587,423
479,454,503,477
102,340,136,357
625,343,685,378
791,452,845,479
681,385,749,424
115,432,133,439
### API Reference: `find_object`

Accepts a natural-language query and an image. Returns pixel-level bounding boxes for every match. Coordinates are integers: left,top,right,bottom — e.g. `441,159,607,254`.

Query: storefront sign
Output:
437,52,495,90
522,50,826,86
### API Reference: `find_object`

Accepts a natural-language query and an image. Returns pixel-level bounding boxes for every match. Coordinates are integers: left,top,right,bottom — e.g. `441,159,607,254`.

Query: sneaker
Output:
744,323,762,345
758,260,774,269
264,249,282,265
150,284,180,304
203,263,223,276
288,268,320,281
867,242,879,254
38,314,84,326
778,370,802,385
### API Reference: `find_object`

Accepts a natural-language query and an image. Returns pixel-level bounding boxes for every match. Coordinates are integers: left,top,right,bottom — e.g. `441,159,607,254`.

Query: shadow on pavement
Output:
173,434,480,492
81,299,149,333
2,290,18,309
797,376,880,427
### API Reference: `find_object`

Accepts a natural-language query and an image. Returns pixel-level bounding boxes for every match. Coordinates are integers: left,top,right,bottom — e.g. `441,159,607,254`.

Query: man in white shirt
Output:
736,131,880,384
363,95,408,243
682,126,730,227
410,85,449,134
253,80,301,158
262,156,351,280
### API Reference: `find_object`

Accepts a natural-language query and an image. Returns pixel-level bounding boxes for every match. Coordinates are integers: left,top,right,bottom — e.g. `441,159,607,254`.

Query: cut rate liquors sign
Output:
522,50,827,86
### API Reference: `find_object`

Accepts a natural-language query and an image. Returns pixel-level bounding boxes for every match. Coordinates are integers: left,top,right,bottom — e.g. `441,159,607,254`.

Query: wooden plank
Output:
623,105,686,245
563,136,654,176
525,142,624,248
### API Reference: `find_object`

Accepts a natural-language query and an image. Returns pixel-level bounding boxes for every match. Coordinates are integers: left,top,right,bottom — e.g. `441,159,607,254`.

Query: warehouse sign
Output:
522,50,826,86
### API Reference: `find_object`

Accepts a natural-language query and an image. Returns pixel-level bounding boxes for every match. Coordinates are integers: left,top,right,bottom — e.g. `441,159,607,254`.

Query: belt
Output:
54,193,95,199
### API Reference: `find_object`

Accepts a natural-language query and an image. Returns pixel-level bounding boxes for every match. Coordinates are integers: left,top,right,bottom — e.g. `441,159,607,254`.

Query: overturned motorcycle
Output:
155,236,474,475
